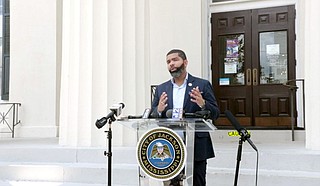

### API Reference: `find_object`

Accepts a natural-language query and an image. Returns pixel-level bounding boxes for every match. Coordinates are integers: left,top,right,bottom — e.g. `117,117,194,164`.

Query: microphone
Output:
127,108,151,119
109,103,125,116
96,103,125,129
224,110,248,137
166,109,173,118
224,110,257,151
165,109,187,118
184,110,211,119
193,110,211,119
142,108,151,119
165,109,211,119
183,112,195,118
127,115,142,119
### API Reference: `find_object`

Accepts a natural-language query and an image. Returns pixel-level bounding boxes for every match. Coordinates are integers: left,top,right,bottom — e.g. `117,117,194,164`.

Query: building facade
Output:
2,0,320,150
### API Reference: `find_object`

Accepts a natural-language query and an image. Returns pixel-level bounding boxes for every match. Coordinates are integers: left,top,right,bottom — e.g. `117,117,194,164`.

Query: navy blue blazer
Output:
151,74,220,161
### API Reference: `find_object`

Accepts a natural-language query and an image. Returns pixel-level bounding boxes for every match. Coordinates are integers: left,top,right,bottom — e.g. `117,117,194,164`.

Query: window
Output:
1,0,9,100
0,1,3,99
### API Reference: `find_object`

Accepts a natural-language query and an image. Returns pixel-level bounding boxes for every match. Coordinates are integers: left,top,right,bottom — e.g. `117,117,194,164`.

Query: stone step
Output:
0,131,318,186
207,168,320,186
2,141,319,173
0,181,106,186
1,161,319,186
0,162,138,185
211,141,320,173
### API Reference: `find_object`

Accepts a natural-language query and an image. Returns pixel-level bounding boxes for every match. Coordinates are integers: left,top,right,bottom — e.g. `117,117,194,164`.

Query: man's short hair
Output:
166,49,187,60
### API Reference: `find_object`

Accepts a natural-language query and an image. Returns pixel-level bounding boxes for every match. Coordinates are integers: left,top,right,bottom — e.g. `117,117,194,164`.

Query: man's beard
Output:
169,63,185,78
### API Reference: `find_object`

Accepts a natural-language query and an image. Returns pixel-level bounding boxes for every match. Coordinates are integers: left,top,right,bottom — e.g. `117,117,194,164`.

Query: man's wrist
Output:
199,99,206,109
157,108,162,116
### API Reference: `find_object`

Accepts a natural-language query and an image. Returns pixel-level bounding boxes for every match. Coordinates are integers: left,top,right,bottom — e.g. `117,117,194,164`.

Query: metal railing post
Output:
283,79,305,141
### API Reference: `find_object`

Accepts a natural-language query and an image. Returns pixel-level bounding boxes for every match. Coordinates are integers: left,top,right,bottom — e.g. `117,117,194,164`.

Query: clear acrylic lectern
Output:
118,118,216,186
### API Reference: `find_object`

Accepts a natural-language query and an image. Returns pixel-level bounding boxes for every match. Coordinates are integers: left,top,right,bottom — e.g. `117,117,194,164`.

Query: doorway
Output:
211,5,296,128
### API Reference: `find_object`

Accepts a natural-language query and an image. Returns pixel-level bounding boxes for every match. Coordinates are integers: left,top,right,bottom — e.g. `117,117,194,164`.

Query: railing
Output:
283,79,305,141
0,103,21,138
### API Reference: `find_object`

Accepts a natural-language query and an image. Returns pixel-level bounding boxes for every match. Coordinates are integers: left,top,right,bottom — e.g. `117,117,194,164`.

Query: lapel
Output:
166,81,173,109
183,74,194,109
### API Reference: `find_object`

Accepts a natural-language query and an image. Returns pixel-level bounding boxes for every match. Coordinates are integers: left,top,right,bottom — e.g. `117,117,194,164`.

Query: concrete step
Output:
0,162,137,185
0,138,138,185
211,141,320,173
0,180,110,186
0,130,319,186
207,168,320,186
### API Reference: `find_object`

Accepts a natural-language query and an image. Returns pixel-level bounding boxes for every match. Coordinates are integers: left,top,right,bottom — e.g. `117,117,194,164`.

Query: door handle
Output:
246,68,251,86
253,68,258,86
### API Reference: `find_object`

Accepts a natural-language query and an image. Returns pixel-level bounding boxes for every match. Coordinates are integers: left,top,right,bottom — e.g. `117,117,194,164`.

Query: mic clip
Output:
239,129,251,141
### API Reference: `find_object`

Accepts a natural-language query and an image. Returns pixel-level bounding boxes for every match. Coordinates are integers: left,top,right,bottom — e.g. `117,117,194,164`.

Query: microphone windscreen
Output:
120,103,125,109
195,110,211,118
128,115,142,119
166,109,173,118
95,117,107,129
224,110,242,131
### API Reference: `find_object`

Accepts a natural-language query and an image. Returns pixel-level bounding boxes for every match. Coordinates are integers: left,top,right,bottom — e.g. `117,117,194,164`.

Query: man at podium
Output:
151,49,220,186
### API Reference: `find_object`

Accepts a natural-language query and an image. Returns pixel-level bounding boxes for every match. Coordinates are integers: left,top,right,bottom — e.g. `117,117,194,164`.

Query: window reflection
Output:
259,31,288,84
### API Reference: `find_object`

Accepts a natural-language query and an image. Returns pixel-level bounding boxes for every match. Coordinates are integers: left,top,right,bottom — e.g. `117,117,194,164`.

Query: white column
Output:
59,0,94,146
59,0,204,147
122,0,139,146
77,0,93,146
60,0,142,147
91,0,109,146
304,0,320,150
105,0,125,147
59,0,81,146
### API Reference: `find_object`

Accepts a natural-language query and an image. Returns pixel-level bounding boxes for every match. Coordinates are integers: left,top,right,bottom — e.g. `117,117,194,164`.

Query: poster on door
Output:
224,61,237,74
226,39,239,58
225,39,239,74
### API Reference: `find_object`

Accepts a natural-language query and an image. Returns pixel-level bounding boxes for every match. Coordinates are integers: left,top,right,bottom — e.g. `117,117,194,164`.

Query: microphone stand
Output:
104,114,116,186
234,134,246,186
233,131,259,186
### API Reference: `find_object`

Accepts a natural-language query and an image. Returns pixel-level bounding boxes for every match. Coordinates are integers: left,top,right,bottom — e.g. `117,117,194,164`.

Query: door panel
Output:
212,10,252,126
252,6,296,127
211,5,296,128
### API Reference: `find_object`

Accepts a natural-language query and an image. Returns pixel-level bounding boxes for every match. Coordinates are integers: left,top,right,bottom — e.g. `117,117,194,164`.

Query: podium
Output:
118,118,216,186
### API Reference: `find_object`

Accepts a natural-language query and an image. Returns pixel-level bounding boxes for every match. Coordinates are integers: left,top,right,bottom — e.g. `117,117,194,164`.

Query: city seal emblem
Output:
136,127,186,181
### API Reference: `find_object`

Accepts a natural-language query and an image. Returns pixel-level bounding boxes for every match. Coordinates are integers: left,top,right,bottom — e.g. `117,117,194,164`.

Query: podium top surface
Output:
116,118,217,132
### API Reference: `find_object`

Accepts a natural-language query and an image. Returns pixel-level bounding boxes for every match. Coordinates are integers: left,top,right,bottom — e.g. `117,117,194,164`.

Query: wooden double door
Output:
211,5,296,128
